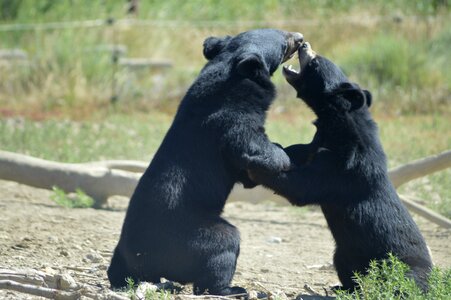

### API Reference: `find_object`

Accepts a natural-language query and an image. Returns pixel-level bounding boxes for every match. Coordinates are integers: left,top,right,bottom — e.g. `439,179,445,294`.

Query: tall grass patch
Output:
336,33,448,113
336,254,451,300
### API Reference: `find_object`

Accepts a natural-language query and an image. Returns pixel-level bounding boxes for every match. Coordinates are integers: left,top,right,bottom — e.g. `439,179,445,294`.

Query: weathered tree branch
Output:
0,268,132,299
0,150,450,227
0,268,80,299
82,160,148,173
389,150,451,188
0,269,78,290
0,280,80,300
399,195,451,229
0,151,140,207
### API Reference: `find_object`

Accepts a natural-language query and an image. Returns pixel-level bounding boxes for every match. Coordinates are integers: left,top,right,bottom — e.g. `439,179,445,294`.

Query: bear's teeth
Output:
288,65,298,73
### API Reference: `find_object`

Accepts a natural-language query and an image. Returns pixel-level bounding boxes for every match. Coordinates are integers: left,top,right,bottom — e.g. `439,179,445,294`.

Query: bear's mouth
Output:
281,32,304,63
282,42,316,82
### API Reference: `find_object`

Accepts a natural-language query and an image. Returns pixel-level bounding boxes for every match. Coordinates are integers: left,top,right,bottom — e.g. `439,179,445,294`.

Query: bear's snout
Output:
283,32,304,62
291,32,304,44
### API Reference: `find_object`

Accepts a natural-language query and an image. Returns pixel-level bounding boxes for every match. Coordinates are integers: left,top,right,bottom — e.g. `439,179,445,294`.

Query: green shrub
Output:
338,34,439,88
50,186,94,208
336,254,451,300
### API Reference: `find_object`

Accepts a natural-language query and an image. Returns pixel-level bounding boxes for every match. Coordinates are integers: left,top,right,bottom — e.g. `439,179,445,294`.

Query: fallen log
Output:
399,195,451,229
0,268,80,300
0,150,140,207
0,280,80,300
0,268,78,290
389,150,451,188
0,268,130,299
0,150,450,227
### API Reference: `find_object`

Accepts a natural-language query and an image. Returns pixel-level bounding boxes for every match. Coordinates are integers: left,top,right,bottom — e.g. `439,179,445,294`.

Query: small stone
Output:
136,282,158,298
56,273,78,290
248,290,259,300
42,266,56,275
267,236,282,244
48,236,59,243
85,250,104,263
269,290,288,300
60,250,70,257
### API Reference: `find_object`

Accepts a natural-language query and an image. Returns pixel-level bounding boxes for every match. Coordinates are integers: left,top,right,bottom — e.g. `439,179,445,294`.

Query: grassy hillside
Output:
0,1,450,216
0,0,449,115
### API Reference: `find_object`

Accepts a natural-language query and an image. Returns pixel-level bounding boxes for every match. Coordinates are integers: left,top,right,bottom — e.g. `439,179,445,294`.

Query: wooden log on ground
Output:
82,159,148,173
0,268,80,299
0,150,450,228
0,280,80,300
0,268,78,290
389,150,451,188
399,195,451,229
0,151,140,207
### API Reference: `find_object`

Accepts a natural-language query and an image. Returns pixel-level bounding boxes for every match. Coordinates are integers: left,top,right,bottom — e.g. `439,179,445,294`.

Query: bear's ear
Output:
363,89,372,107
334,82,366,111
236,53,267,78
203,36,231,60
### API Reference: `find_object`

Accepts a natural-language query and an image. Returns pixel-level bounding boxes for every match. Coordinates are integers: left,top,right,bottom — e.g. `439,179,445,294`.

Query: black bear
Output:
249,42,433,291
107,29,303,296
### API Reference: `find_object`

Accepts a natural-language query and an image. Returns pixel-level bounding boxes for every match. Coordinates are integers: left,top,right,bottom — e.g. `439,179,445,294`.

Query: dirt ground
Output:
0,179,449,299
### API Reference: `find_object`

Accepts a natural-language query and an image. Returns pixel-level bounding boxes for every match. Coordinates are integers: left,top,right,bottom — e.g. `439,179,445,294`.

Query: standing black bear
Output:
249,42,433,291
107,29,303,296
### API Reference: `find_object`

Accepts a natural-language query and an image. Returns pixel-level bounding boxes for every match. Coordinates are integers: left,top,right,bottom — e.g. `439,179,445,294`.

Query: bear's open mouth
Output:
282,42,316,81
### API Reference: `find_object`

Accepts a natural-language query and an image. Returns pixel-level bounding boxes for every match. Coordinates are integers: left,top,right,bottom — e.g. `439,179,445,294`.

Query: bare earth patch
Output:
0,180,449,299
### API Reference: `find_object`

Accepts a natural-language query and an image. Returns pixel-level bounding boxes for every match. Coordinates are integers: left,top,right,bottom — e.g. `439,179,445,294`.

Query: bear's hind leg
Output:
333,250,360,291
108,247,136,289
191,218,246,297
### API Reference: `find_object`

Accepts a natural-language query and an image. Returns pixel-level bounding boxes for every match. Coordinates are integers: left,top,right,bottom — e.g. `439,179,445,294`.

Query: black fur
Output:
107,29,302,296
250,46,433,291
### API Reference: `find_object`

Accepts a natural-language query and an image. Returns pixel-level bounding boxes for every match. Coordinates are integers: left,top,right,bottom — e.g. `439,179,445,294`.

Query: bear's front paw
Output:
272,145,292,172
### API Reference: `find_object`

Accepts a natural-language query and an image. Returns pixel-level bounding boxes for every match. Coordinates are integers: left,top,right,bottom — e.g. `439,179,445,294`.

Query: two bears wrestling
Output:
107,29,432,296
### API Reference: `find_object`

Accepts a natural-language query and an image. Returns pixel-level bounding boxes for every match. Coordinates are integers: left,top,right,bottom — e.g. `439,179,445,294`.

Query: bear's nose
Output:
291,32,304,44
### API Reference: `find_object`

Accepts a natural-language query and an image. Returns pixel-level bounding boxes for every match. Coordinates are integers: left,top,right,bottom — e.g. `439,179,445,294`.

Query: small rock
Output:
60,250,70,257
269,290,288,300
48,236,59,244
85,250,104,263
56,273,78,290
136,282,158,298
267,236,282,244
42,266,56,275
248,290,259,300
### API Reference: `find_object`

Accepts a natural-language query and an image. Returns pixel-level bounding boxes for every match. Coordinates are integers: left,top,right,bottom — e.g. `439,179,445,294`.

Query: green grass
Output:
336,254,451,300
50,186,94,208
2,0,447,23
0,111,449,217
125,277,172,300
335,33,449,114
0,0,449,114
0,0,449,216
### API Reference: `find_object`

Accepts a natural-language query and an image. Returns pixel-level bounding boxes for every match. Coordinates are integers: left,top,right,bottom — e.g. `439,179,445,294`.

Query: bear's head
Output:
282,42,372,115
203,29,303,78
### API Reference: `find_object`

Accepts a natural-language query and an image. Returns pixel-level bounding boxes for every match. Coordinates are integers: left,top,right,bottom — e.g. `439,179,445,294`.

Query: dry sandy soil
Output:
0,180,449,299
